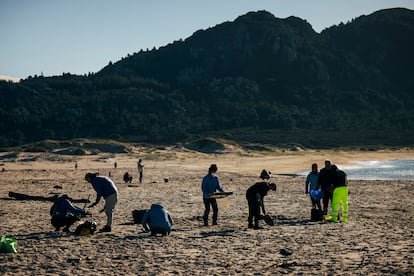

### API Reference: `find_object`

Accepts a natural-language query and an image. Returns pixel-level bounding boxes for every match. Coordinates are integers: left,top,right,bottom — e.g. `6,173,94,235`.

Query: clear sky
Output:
1,0,414,80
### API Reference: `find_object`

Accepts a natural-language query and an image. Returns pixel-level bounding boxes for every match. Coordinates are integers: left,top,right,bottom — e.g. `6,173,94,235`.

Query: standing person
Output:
329,165,349,223
141,203,174,236
85,173,118,232
137,159,144,184
201,164,225,226
317,159,335,215
50,194,85,232
246,180,277,229
305,163,321,210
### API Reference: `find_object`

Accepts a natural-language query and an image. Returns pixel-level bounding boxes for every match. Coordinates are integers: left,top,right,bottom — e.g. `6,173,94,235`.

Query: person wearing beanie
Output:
305,163,322,210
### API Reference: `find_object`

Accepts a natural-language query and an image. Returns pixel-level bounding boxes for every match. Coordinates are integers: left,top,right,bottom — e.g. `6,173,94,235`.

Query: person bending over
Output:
141,203,173,236
246,181,276,229
50,194,85,232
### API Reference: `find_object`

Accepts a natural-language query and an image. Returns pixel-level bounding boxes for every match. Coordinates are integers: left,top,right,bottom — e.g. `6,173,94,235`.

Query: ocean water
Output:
301,159,414,180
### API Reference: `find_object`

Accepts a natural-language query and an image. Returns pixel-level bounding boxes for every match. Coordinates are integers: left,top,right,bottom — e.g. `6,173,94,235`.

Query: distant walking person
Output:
201,164,225,226
330,165,349,223
305,163,321,210
137,159,144,184
85,173,118,232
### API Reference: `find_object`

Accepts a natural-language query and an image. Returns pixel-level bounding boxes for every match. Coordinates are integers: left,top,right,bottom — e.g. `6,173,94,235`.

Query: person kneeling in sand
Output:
246,171,276,229
50,194,86,232
141,203,173,236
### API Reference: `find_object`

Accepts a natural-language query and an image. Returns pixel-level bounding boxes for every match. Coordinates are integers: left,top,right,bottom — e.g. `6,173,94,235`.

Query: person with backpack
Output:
85,173,118,232
246,171,277,229
329,165,349,223
201,164,225,226
50,194,85,232
141,203,173,236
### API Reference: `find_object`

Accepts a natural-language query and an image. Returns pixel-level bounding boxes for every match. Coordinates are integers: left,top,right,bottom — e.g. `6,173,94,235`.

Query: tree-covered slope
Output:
1,8,413,148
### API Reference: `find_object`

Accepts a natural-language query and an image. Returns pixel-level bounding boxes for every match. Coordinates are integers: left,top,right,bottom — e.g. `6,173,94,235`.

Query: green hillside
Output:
1,8,413,148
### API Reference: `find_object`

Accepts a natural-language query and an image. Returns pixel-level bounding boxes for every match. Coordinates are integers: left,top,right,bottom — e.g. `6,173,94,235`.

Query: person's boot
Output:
248,223,254,229
253,221,263,230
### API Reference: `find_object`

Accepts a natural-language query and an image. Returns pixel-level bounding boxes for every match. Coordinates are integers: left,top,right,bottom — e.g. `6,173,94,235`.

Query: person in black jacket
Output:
317,160,336,215
329,165,349,222
246,180,276,229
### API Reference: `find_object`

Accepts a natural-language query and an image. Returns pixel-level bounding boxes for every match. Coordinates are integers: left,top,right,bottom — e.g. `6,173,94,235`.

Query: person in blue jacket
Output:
141,203,173,236
85,173,118,232
201,164,225,226
50,194,85,232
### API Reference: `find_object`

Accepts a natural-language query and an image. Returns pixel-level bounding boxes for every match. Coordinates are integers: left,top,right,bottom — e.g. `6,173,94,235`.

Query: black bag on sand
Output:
75,221,97,236
311,208,324,221
132,210,147,224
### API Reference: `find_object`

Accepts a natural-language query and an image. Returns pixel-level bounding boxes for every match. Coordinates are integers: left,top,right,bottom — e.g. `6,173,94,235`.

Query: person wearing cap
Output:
50,194,85,232
329,165,349,222
246,171,277,229
317,159,336,215
305,163,322,210
201,164,225,226
85,173,118,232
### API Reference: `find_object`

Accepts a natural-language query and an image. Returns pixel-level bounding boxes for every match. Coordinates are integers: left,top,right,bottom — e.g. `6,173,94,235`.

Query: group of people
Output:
305,159,349,223
202,164,276,229
50,159,348,235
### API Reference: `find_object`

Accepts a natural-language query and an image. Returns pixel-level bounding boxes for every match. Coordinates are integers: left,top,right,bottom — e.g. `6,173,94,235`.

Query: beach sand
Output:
0,149,413,275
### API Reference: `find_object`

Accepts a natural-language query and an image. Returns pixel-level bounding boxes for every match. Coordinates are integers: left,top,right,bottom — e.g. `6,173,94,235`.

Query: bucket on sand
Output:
217,197,230,209
164,177,169,183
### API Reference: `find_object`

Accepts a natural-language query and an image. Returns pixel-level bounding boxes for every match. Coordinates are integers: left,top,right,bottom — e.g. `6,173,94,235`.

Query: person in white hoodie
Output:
141,203,173,236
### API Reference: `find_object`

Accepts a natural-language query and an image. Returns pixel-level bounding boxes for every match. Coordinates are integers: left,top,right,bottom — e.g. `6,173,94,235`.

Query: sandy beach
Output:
0,148,413,275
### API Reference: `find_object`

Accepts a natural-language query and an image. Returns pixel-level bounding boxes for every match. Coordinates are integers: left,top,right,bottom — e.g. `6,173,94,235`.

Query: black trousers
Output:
247,196,261,226
203,198,218,225
322,190,333,214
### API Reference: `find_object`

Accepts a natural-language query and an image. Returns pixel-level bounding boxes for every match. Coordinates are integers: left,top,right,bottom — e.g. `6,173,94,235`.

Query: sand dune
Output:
0,149,413,275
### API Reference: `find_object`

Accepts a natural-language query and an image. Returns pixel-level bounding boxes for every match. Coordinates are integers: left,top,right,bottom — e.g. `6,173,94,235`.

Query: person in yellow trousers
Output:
329,165,348,223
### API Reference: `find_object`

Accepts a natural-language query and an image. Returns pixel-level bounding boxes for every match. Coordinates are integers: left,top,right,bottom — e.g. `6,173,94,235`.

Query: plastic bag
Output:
0,235,17,253
310,189,324,201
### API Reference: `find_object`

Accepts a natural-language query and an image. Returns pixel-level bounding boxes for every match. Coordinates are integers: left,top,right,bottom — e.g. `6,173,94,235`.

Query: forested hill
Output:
1,8,414,148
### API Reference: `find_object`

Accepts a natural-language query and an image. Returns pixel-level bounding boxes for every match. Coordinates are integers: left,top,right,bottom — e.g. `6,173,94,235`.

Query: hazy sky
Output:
1,0,414,79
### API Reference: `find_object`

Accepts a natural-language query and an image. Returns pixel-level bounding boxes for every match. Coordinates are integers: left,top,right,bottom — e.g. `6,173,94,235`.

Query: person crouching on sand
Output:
50,194,86,232
141,203,173,236
201,164,225,226
85,173,118,232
